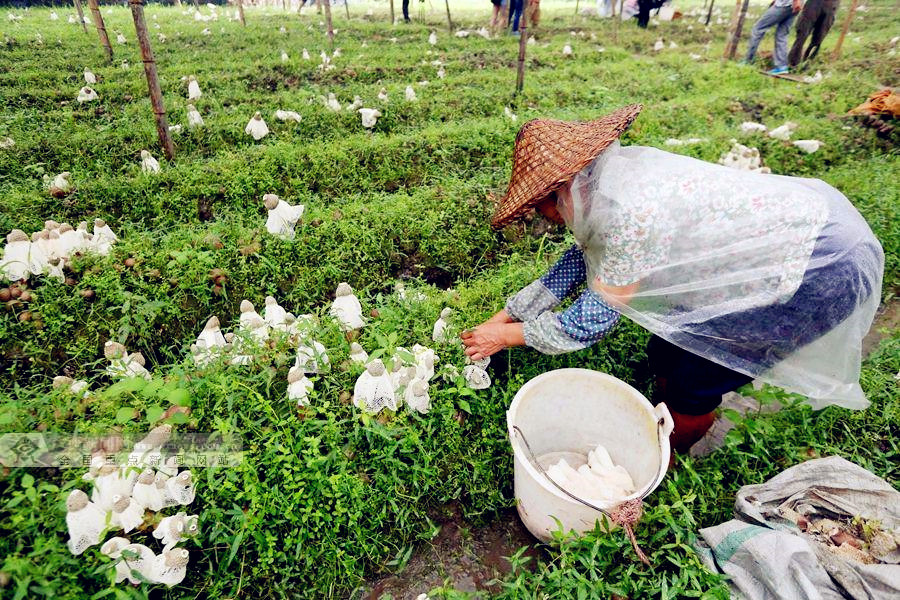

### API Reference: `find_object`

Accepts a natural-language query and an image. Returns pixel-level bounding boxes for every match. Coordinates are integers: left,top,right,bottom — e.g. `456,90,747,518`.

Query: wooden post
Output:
723,0,748,59
515,0,530,94
830,0,858,61
389,0,394,24
86,0,114,62
323,0,334,48
705,0,715,26
128,0,175,160
575,0,580,15
237,0,246,26
444,0,453,31
73,0,88,34
344,0,350,19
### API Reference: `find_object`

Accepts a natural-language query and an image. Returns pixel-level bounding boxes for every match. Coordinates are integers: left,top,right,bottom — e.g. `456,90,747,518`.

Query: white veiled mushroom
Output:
346,95,363,112
153,511,197,551
330,282,366,330
740,121,767,134
404,85,417,101
245,112,269,140
669,41,678,49
263,193,304,239
562,44,573,56
412,344,438,381
431,307,453,343
116,31,127,44
377,88,389,102
767,121,798,141
140,150,160,174
192,316,227,366
100,537,133,583
792,139,823,153
463,364,491,390
187,104,204,128
91,218,117,255
476,27,491,39
302,48,311,60
353,359,397,414
77,86,98,102
110,494,144,533
52,375,89,397
437,66,446,79
132,468,166,511
48,171,74,197
118,543,156,584
163,470,196,506
263,296,288,328
358,108,381,129
325,93,341,112
405,379,430,414
1,230,31,281
281,50,289,62
287,366,314,406
275,110,302,123
50,11,59,20
653,38,664,51
0,137,14,149
349,342,369,364
152,548,190,587
83,68,96,84
294,339,329,374
66,490,107,555
428,31,437,45
187,75,202,100
504,107,517,121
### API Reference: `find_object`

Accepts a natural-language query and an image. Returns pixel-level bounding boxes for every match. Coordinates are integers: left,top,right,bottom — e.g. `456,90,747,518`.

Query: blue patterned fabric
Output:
557,288,620,342
539,245,587,299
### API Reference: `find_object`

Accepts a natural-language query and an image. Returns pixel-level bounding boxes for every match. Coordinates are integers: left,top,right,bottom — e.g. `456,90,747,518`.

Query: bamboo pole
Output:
389,0,394,24
515,0,530,94
344,0,350,20
705,0,715,25
128,0,175,160
444,0,453,31
86,0,114,62
237,0,246,26
830,0,858,61
73,0,88,34
722,0,746,59
731,0,751,58
323,0,334,48
575,0,580,15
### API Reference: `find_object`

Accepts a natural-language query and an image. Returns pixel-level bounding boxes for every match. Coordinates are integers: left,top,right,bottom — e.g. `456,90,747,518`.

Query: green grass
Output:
0,1,898,598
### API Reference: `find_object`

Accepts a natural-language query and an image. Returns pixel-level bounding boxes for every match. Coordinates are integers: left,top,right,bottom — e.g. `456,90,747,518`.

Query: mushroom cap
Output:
45,219,60,229
164,548,190,568
130,352,146,366
440,307,452,318
188,75,196,82
175,470,193,485
239,299,254,313
349,342,364,353
7,229,28,242
94,218,107,228
77,221,88,231
366,359,386,376
49,230,60,240
187,103,197,111
104,340,127,359
111,494,130,512
52,375,74,388
262,193,280,209
100,537,129,557
264,296,277,306
287,365,304,384
137,469,155,484
253,111,262,119
140,150,150,159
58,223,73,233
335,282,352,296
203,315,220,330
411,380,428,395
66,489,89,511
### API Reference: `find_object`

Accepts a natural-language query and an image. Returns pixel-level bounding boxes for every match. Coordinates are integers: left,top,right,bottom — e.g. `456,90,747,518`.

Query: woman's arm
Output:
505,245,587,321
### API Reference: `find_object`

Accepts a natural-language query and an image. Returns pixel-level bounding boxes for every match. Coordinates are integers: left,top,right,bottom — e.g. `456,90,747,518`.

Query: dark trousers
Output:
402,0,410,21
508,0,523,31
637,0,666,27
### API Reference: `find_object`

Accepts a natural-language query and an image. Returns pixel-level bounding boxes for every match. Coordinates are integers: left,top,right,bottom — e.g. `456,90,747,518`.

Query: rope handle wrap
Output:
512,416,668,565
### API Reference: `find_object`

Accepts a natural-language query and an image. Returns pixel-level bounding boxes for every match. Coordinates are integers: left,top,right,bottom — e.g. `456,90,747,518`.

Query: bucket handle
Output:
512,415,670,565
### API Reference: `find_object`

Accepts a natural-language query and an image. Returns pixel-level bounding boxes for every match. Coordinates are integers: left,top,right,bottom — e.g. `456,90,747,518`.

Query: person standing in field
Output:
508,0,524,34
463,105,883,454
402,0,411,22
744,0,804,75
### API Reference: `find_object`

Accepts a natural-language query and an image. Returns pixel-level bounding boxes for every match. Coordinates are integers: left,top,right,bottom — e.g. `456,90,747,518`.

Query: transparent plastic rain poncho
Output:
561,142,884,409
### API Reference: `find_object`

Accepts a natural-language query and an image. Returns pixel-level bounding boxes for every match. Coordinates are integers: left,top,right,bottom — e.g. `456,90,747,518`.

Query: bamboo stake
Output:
389,0,394,24
316,0,323,15
73,0,88,34
515,0,530,94
722,0,744,59
237,0,246,26
575,0,580,15
344,0,350,20
128,0,175,160
323,0,334,48
86,0,113,62
444,0,453,32
705,0,715,25
830,0,858,61
730,0,751,58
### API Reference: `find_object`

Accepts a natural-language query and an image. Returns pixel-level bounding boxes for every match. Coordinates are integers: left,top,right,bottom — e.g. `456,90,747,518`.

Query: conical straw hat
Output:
490,104,642,229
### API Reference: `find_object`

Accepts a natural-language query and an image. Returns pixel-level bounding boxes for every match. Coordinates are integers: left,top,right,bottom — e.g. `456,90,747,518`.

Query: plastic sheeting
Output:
559,141,883,409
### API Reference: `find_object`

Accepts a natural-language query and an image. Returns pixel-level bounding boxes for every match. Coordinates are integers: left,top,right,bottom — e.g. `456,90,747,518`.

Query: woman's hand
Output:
461,322,525,361
484,309,515,325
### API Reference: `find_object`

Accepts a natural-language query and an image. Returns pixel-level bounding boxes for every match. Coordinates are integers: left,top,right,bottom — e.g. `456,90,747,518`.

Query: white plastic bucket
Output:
507,368,674,542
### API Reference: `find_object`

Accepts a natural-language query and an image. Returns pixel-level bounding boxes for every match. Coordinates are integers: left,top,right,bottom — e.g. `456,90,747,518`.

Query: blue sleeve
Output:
522,288,620,354
539,245,587,300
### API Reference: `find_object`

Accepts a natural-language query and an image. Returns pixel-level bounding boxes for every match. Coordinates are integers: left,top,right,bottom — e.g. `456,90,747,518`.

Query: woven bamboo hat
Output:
490,104,642,229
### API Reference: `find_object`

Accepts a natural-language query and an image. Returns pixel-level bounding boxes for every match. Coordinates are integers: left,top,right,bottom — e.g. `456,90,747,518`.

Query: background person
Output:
744,0,804,74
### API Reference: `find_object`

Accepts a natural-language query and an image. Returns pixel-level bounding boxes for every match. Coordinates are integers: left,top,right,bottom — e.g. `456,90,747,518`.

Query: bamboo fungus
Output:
87,0,113,62
128,0,175,161
830,0,858,61
73,0,88,34
515,0,530,93
323,0,334,47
